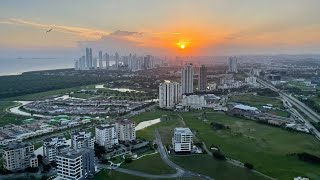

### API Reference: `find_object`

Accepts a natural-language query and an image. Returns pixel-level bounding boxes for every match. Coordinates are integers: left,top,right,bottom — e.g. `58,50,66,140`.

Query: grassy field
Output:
132,108,184,143
69,92,97,99
171,155,266,180
131,108,174,123
230,94,283,109
0,101,26,126
93,169,146,180
265,109,290,117
5,85,95,101
121,153,176,175
180,111,320,179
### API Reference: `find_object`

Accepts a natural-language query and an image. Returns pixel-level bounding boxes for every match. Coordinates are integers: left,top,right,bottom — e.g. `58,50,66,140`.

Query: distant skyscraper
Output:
227,57,238,73
85,48,93,69
115,52,119,68
181,63,194,94
104,52,110,69
93,58,97,69
85,48,90,69
159,81,182,109
99,51,103,69
198,65,207,91
89,48,93,69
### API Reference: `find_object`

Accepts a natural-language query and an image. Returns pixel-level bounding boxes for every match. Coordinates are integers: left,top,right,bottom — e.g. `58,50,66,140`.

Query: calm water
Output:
0,58,74,76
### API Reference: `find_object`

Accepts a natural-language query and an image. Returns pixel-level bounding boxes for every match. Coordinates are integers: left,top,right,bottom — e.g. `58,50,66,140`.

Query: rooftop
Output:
57,148,91,159
3,142,33,151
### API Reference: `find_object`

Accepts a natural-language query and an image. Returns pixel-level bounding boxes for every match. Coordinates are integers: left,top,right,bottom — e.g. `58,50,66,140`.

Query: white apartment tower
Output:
227,57,238,73
2,142,38,171
95,124,118,148
181,63,194,94
172,128,193,152
43,136,69,162
159,81,182,109
71,131,95,150
56,148,95,180
116,119,136,141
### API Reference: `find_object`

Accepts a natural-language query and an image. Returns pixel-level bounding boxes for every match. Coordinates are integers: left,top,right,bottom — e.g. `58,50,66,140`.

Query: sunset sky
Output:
1,0,320,57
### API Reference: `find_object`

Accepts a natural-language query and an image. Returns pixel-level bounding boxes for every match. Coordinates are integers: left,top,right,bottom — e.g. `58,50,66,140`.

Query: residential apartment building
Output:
2,142,38,171
198,65,207,91
172,128,193,152
159,81,182,109
116,119,136,141
181,63,194,94
95,124,118,148
71,131,95,150
43,136,69,162
227,57,238,73
56,148,95,180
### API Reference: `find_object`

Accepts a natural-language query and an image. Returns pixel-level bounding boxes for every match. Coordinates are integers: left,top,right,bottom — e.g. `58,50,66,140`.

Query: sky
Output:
1,0,320,57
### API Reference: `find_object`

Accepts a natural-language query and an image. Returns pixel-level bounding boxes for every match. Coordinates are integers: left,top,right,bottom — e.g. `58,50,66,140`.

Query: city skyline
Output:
1,0,320,58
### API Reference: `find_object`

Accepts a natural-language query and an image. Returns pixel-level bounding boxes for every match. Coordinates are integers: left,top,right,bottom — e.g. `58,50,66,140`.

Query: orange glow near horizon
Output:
176,40,190,50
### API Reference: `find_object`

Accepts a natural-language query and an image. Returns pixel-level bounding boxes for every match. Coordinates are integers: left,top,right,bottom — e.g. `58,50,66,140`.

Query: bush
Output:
212,150,226,160
244,162,254,169
124,155,133,163
297,152,320,165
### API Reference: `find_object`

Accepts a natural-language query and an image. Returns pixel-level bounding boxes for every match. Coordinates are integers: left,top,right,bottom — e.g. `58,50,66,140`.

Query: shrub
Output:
244,162,254,169
212,150,226,160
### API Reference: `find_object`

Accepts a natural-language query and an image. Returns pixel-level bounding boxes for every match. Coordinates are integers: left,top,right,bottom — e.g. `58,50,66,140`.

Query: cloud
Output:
0,18,110,39
110,30,143,36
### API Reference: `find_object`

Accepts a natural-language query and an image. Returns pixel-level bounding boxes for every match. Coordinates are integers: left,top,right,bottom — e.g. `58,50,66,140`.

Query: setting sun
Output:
176,41,189,50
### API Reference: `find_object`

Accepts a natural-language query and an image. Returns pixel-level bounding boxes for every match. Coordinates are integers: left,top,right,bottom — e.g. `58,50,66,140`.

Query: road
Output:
257,78,320,140
97,131,213,180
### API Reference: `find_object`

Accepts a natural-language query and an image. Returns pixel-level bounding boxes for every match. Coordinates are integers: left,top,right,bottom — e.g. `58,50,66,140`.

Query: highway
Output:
257,78,320,140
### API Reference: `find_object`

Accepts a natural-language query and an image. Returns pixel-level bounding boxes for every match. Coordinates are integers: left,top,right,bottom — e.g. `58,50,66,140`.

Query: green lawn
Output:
265,109,290,117
171,155,266,180
230,94,283,109
93,169,145,180
6,85,95,101
0,101,26,126
69,93,96,99
132,108,174,123
121,153,176,175
180,111,320,179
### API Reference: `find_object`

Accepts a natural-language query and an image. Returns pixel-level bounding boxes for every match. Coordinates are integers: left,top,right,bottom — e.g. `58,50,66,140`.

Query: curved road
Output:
98,130,213,180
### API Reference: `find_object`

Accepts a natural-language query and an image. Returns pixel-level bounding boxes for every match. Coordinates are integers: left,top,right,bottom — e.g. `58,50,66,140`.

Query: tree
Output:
124,155,133,163
41,175,49,180
212,150,226,160
244,162,254,169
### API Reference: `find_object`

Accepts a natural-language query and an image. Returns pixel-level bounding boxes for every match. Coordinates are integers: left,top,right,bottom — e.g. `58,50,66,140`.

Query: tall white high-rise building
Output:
159,81,182,109
181,63,194,94
85,48,93,69
172,128,193,152
227,57,238,73
99,51,103,69
116,119,136,141
71,131,95,150
95,124,118,148
56,148,95,180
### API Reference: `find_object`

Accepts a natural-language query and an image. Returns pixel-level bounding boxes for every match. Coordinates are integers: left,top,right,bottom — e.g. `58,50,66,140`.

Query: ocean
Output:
0,58,74,76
